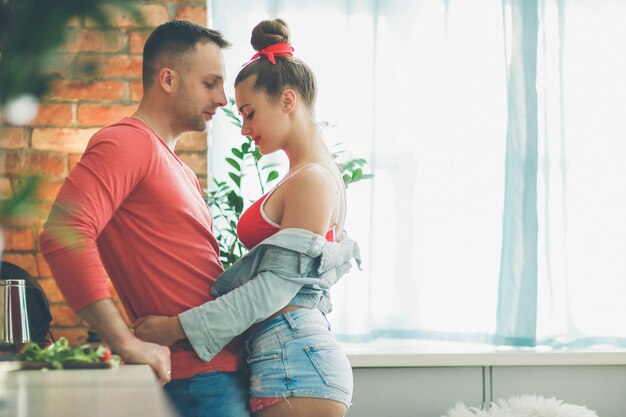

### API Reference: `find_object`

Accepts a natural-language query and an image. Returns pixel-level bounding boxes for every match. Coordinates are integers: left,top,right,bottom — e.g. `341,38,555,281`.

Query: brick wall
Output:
1,1,209,345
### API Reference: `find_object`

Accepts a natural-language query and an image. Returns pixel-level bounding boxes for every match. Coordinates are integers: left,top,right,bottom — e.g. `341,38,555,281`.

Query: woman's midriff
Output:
268,305,306,320
248,306,308,335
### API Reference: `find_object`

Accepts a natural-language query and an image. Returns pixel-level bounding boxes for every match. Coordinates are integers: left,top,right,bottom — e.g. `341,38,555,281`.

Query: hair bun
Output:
250,18,290,51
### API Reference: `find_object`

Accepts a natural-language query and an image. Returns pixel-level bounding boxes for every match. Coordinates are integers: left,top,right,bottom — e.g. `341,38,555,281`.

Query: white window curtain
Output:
208,0,626,348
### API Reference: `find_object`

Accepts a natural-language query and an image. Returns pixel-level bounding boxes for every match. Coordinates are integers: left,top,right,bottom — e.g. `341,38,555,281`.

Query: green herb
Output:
17,337,118,369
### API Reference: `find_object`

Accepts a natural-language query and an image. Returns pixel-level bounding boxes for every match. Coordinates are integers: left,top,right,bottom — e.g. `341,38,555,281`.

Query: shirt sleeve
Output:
178,269,304,362
38,126,154,311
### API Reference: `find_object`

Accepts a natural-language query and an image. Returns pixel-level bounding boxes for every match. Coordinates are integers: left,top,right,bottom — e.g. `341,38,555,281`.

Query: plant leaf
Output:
234,195,244,215
262,162,280,169
351,168,363,181
266,170,279,183
225,157,241,171
228,172,241,188
231,148,243,159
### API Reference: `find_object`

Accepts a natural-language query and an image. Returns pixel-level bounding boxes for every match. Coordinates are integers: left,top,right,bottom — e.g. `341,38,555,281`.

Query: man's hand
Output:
77,299,172,385
117,339,172,385
132,315,186,347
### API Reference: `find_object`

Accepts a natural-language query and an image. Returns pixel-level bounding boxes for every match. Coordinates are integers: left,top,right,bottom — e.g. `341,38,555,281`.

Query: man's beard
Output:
186,113,208,132
173,100,207,133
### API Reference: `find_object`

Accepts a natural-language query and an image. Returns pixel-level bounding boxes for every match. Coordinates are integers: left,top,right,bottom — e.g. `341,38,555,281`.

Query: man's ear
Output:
158,67,175,93
281,88,297,113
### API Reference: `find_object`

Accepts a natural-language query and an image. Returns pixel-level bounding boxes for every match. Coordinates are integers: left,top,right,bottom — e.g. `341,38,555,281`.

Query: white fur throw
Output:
442,395,598,417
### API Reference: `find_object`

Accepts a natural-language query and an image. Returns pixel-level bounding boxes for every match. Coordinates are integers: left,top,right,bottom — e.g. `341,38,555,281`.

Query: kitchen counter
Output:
0,364,177,417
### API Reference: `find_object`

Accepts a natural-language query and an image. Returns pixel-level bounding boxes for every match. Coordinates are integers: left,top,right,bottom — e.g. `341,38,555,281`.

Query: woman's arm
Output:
132,315,185,347
134,269,305,360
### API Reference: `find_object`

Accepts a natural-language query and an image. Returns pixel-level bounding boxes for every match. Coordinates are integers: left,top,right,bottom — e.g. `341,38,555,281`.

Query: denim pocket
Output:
304,344,353,395
247,351,284,394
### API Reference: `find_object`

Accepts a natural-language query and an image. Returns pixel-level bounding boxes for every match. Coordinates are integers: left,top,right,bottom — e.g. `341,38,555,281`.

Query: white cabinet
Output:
491,365,626,417
345,350,626,416
348,367,484,417
346,364,626,416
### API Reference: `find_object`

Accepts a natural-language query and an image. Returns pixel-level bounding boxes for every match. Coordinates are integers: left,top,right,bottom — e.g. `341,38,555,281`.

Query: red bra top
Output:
237,164,338,250
237,193,334,250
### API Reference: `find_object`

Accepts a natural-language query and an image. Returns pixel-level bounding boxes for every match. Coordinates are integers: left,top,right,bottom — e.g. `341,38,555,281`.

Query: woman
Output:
133,18,358,417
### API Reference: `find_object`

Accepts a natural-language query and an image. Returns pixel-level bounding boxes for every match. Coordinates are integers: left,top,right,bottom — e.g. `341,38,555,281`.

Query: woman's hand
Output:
132,315,186,347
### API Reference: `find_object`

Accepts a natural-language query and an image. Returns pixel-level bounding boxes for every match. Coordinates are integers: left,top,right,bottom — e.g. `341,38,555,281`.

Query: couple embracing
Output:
40,18,360,417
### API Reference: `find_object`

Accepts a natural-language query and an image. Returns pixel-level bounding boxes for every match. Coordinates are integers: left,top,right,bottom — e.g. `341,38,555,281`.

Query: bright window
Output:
209,0,626,348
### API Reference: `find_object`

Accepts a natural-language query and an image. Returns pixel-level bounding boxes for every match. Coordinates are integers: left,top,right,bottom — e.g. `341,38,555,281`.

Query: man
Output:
39,21,249,417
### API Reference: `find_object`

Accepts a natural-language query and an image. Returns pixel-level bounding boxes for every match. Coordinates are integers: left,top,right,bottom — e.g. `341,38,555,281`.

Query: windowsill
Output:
342,339,626,368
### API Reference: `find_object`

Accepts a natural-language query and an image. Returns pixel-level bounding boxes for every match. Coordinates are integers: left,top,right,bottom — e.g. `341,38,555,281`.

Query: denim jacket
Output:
178,228,361,362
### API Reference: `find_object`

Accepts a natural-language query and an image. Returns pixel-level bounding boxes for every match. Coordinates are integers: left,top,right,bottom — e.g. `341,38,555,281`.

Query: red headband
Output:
243,43,294,66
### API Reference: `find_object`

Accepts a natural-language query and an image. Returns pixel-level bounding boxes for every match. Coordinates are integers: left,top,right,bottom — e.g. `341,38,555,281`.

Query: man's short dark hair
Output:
143,20,230,88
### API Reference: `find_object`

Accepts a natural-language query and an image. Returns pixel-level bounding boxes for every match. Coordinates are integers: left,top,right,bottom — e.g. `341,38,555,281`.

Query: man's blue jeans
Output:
164,370,250,417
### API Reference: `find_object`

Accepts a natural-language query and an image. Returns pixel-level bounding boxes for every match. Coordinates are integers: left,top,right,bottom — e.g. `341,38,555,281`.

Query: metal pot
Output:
0,279,31,344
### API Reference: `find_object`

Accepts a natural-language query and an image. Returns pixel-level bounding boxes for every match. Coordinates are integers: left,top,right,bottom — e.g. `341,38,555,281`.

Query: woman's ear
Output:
281,88,297,113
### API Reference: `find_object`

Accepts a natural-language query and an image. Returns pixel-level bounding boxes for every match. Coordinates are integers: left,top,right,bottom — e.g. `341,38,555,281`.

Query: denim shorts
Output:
245,308,353,408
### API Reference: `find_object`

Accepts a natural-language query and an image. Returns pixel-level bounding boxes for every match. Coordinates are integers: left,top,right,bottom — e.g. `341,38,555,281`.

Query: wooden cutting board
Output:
19,360,115,370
